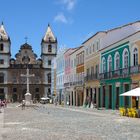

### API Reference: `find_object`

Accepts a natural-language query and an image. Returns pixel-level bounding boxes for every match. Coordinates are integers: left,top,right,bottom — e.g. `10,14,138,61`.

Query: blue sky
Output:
0,0,140,58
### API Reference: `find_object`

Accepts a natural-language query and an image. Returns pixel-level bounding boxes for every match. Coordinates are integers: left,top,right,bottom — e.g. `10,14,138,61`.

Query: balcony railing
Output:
65,80,84,87
99,65,140,80
85,74,98,81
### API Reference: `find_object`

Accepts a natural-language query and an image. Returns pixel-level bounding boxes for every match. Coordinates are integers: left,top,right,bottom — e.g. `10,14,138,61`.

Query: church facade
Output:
0,23,57,102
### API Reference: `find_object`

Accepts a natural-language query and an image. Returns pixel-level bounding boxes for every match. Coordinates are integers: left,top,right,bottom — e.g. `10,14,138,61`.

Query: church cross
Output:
24,36,28,43
21,68,35,93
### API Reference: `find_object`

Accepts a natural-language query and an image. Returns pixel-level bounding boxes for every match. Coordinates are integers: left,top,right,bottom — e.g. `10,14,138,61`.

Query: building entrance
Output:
108,85,112,109
116,87,119,109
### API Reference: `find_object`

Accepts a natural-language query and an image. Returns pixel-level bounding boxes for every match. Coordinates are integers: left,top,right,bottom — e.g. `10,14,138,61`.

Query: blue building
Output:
56,48,67,104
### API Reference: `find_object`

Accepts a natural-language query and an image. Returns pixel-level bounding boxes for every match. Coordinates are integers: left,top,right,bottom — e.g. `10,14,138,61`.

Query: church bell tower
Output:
0,22,11,100
41,24,57,97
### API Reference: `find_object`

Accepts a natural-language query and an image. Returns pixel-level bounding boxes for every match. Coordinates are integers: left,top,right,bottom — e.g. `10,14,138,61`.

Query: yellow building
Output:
83,32,105,108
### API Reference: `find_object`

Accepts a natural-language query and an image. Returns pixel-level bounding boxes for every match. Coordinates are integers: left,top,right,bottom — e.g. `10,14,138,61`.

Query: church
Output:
0,22,57,102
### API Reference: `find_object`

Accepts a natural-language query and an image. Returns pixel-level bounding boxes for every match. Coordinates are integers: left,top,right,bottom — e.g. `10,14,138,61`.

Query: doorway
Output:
108,85,112,109
72,91,73,105
103,86,105,107
116,87,119,109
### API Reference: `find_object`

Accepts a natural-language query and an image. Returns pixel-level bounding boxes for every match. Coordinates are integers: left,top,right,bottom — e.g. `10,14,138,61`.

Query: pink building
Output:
64,48,77,105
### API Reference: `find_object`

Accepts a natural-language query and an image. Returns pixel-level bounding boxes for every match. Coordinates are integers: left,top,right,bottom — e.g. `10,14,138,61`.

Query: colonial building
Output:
64,48,76,105
56,48,67,104
74,46,84,106
0,23,57,102
99,21,140,109
83,32,105,108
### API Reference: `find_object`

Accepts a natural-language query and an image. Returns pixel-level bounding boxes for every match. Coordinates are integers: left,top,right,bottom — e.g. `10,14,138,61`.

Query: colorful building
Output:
56,48,67,104
99,21,140,109
64,48,76,105
83,32,105,108
69,46,84,106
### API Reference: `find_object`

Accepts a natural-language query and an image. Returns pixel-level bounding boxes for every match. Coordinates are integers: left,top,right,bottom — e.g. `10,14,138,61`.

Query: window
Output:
35,88,39,92
48,44,52,52
0,59,4,64
96,41,99,51
89,46,92,54
123,49,129,68
13,88,17,92
102,57,106,73
115,52,120,70
0,88,4,93
93,44,95,52
87,68,90,76
95,65,99,75
0,73,4,83
48,88,51,94
48,74,51,83
108,55,112,72
86,48,88,55
133,48,138,66
48,60,51,65
91,66,94,76
0,44,4,51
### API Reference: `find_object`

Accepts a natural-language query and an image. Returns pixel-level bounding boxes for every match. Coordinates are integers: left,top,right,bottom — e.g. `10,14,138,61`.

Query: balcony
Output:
67,80,84,86
85,74,98,81
99,65,140,80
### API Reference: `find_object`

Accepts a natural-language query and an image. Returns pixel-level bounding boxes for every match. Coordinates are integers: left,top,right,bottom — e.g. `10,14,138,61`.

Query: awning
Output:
120,87,140,97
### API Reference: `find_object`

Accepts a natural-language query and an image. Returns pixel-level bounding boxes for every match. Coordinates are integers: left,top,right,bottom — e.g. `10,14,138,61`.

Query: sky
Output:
0,0,140,58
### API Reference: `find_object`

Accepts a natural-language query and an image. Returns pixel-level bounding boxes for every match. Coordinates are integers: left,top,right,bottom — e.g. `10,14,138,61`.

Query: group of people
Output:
0,99,7,113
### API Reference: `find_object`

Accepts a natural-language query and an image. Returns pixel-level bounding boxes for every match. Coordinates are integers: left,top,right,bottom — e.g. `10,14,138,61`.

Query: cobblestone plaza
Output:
0,104,140,140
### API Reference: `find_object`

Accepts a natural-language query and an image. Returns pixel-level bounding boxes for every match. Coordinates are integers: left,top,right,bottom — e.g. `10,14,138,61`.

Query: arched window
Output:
102,57,106,73
123,49,129,68
114,52,120,70
133,48,138,66
108,55,112,72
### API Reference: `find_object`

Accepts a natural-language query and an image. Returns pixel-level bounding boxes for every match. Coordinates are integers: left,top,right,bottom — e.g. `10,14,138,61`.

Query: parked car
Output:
40,97,50,104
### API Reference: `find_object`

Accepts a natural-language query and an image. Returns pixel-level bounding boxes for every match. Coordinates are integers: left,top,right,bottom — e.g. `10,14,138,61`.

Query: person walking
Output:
22,100,25,110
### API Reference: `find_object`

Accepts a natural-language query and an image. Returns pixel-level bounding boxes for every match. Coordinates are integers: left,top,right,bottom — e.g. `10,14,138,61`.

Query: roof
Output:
70,45,83,55
42,24,56,43
82,20,140,46
0,22,10,42
82,31,105,44
99,30,140,52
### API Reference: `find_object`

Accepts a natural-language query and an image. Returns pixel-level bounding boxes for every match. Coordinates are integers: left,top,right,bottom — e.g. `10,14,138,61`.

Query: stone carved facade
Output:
0,23,57,102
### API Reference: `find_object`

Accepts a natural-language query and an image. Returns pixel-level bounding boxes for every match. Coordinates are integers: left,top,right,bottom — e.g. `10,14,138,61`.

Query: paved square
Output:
1,104,140,140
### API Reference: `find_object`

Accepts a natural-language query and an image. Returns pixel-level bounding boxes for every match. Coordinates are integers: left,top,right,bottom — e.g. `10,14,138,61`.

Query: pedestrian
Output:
22,100,25,110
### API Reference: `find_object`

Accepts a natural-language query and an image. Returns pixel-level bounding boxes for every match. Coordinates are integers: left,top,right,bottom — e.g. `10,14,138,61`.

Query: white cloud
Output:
58,0,77,11
54,13,68,23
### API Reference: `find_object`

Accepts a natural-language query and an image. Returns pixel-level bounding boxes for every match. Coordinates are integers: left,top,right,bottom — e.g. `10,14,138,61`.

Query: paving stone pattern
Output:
1,104,140,140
